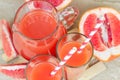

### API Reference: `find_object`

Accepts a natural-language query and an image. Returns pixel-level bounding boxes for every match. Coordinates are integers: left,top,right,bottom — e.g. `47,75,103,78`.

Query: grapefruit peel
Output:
0,63,26,79
79,7,120,62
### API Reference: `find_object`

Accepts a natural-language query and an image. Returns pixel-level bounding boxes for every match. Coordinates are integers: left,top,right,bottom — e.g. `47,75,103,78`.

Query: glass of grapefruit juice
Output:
56,32,93,80
26,54,66,80
12,1,66,60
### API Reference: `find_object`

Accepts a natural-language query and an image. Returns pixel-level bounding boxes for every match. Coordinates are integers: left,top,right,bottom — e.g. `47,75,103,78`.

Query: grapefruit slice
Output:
0,21,3,50
0,63,26,79
25,0,72,10
0,20,18,62
79,7,120,61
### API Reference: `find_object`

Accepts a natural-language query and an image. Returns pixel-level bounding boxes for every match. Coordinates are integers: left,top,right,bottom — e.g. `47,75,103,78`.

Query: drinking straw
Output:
77,23,102,53
50,20,104,76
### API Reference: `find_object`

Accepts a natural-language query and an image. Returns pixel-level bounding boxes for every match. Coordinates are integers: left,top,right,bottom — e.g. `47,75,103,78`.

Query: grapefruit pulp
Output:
0,63,26,79
79,7,120,61
25,0,72,10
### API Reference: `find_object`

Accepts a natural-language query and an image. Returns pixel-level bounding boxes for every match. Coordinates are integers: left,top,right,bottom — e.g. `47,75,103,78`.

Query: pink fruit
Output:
0,21,3,50
25,0,72,10
0,63,26,79
44,0,63,7
0,20,18,61
79,7,120,61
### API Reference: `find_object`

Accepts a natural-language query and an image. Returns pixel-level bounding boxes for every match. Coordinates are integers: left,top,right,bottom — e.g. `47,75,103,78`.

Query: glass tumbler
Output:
56,32,93,80
26,54,66,80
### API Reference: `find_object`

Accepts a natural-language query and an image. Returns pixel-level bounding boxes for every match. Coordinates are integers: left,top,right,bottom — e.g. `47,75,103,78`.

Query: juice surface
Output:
58,41,93,67
28,62,62,80
19,10,57,39
13,9,66,60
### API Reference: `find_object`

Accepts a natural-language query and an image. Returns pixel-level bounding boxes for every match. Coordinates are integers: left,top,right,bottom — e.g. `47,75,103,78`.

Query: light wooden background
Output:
0,0,120,80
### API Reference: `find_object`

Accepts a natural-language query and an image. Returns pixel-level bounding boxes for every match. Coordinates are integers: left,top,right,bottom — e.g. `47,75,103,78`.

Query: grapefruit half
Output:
79,7,120,62
25,0,72,10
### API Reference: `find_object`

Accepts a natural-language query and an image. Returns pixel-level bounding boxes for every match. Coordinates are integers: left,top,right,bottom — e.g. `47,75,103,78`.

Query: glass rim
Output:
12,0,59,41
56,32,94,68
25,54,63,80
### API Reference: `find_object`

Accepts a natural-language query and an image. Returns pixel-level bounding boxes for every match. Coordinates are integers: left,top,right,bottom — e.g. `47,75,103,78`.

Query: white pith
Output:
95,45,120,61
79,7,120,61
1,65,26,71
101,24,109,45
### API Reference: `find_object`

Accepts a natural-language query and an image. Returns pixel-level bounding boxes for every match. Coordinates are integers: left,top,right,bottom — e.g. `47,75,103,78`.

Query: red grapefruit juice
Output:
13,9,66,60
27,62,62,80
58,41,93,67
57,33,93,80
26,55,65,80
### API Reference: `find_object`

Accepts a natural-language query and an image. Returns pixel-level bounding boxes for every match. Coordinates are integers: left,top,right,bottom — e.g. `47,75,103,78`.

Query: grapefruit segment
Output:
0,63,26,79
106,13,120,46
0,20,18,62
79,7,120,61
84,13,107,51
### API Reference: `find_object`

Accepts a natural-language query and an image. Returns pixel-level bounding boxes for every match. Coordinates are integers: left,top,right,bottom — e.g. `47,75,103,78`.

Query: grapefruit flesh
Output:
79,7,120,61
83,14,107,51
25,0,72,10
83,13,120,50
44,0,63,7
0,63,26,79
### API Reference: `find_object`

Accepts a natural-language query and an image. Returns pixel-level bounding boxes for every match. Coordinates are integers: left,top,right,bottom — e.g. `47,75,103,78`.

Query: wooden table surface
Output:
0,0,120,80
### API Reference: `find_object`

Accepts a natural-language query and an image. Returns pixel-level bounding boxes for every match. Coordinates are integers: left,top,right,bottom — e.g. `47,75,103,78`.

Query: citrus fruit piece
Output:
25,0,72,10
0,63,26,79
79,7,120,61
0,20,18,62
0,21,3,50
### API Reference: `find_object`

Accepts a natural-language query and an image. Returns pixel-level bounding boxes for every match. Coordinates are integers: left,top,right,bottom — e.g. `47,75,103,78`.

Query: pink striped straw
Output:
77,23,102,53
50,21,104,76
